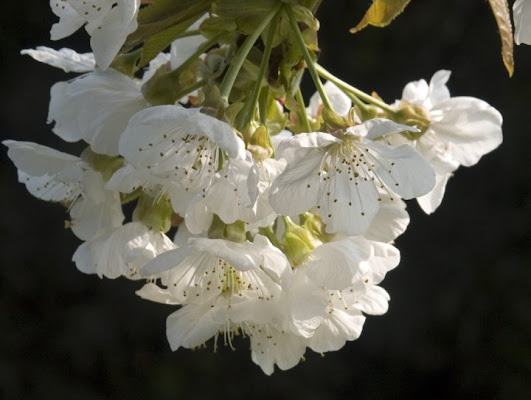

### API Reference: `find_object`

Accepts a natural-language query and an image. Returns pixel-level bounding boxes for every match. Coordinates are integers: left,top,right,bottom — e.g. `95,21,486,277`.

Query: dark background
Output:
1,1,530,399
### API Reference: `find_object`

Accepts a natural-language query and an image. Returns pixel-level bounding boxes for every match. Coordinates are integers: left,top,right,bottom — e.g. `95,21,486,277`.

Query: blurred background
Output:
1,1,530,399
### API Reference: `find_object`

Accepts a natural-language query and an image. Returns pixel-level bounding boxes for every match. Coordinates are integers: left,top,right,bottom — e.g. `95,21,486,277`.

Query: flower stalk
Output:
285,5,333,112
219,4,282,105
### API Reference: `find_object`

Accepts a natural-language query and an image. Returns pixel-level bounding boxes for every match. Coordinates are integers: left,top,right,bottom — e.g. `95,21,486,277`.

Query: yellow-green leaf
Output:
350,0,410,33
488,0,514,77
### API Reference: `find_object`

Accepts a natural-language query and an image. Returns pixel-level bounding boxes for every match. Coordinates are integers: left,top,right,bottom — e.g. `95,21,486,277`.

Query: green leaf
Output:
138,0,198,24
138,18,195,69
488,0,514,77
200,16,238,39
123,0,212,51
212,0,279,18
350,0,410,33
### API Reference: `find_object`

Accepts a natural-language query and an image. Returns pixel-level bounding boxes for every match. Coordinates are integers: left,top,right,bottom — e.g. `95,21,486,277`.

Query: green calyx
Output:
208,215,247,242
247,125,275,161
280,216,323,267
81,148,124,182
133,193,173,232
393,101,431,140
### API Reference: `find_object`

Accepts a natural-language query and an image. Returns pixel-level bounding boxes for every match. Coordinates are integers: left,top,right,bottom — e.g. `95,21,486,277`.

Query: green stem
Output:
285,5,333,111
235,11,280,132
259,86,269,125
315,64,398,114
176,29,201,39
172,78,208,103
169,32,224,80
219,4,282,104
346,92,369,113
295,88,312,132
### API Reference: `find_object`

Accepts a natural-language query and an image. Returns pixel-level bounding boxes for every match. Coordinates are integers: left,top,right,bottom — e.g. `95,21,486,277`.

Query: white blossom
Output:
288,237,399,353
3,140,124,240
48,68,149,156
73,222,175,279
115,105,246,218
396,70,503,214
269,119,435,235
139,234,300,373
185,155,285,233
50,0,141,69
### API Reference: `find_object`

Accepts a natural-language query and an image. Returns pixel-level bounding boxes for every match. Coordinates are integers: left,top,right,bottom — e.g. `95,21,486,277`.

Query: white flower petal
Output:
184,198,213,234
270,129,293,151
347,118,419,141
49,0,85,40
269,147,323,216
136,283,180,305
119,106,245,190
106,164,145,193
205,153,258,225
252,234,292,286
369,241,400,284
247,323,306,375
305,237,372,290
189,238,258,271
514,0,531,45
170,15,208,69
166,302,226,350
415,150,459,214
355,285,390,315
3,140,81,176
366,141,435,199
428,69,451,106
276,131,340,162
364,196,409,242
430,96,503,167
86,0,140,70
17,171,81,203
308,81,352,118
288,271,327,337
317,169,380,235
401,78,429,105
21,47,95,72
141,246,194,275
139,52,171,85
307,310,365,353
48,69,147,155
69,0,112,21
72,241,95,275
72,222,170,279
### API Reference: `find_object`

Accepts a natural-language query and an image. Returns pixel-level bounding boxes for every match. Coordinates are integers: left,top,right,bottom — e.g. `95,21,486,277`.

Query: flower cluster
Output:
5,0,507,374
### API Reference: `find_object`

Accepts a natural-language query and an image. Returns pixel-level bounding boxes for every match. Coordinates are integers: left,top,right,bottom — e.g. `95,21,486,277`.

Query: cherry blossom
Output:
50,0,140,69
394,70,503,213
269,119,435,235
